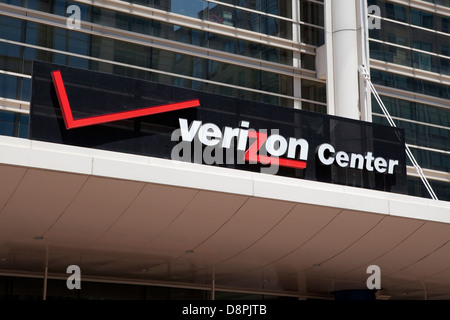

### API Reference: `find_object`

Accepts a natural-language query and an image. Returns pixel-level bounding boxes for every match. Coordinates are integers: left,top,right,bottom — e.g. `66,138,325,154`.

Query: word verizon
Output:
172,118,399,174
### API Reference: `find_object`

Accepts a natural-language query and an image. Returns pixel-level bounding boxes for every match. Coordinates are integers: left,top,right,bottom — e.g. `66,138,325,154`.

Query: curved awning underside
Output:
0,136,449,300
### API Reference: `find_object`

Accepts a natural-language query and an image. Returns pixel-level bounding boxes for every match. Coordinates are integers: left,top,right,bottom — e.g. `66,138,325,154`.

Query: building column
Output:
357,0,373,122
320,0,371,120
292,0,302,110
331,0,360,120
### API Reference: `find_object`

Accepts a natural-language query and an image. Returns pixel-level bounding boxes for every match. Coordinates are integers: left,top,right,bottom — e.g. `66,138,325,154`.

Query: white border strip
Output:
0,135,448,222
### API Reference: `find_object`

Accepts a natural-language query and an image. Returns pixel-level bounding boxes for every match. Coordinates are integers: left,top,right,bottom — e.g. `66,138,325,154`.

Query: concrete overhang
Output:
0,135,449,299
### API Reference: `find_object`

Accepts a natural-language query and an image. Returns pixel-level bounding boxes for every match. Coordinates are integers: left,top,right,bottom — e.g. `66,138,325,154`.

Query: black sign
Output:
30,61,407,194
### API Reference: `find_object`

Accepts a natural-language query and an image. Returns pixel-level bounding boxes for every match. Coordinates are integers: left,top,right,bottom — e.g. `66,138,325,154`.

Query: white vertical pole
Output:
211,265,215,300
331,0,361,120
292,0,302,109
357,0,372,122
43,245,48,300
324,0,336,116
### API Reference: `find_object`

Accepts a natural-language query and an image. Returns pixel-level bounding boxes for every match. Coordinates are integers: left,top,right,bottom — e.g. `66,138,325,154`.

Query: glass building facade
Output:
367,0,449,201
0,0,448,201
0,0,449,301
0,0,326,299
0,0,326,111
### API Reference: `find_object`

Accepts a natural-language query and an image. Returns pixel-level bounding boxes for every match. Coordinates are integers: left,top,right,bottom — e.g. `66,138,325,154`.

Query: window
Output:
371,70,450,100
0,111,29,138
411,9,434,29
385,3,407,22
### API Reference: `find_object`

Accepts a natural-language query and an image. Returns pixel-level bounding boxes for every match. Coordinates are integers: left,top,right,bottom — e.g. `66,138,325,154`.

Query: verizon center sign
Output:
30,61,407,194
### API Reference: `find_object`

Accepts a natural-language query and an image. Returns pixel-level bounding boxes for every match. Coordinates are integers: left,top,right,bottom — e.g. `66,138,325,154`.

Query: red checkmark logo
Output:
51,70,200,130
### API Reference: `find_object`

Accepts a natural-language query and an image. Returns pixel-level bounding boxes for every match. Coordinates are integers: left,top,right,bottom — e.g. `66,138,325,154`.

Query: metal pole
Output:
331,0,361,120
43,246,48,300
211,265,215,300
359,65,438,201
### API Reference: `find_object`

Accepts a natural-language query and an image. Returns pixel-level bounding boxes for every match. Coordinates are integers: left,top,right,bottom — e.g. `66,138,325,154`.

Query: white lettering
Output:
365,152,375,171
240,121,250,128
368,5,381,30
221,126,240,148
287,137,309,160
66,5,81,30
174,120,399,175
237,128,249,151
374,157,387,173
265,134,288,157
198,122,221,146
335,151,349,167
366,265,381,290
66,265,81,290
388,159,399,174
179,118,201,142
317,143,335,165
350,153,364,170
182,304,216,317
318,144,397,174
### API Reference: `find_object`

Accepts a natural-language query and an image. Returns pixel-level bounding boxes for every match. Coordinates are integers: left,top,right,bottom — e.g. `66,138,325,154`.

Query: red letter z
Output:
244,130,307,169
